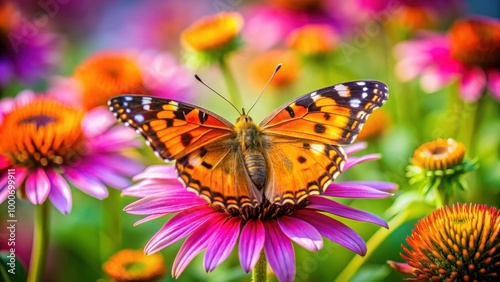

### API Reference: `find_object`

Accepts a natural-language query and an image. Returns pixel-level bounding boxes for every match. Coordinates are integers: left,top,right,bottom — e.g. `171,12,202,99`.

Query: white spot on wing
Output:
124,96,133,101
124,122,130,127
145,140,150,146
362,92,368,99
125,109,131,113
143,104,151,110
362,87,368,91
108,106,114,111
334,84,349,97
310,144,325,154
135,129,141,134
350,99,361,108
123,102,128,107
356,82,366,86
134,114,144,122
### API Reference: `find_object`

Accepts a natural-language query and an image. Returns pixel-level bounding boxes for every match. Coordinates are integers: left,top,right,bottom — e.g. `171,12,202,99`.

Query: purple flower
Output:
0,2,60,86
123,142,397,282
0,92,143,214
394,17,500,102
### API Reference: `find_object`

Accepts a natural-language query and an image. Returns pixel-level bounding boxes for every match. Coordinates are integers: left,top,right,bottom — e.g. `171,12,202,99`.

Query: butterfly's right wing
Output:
108,95,262,208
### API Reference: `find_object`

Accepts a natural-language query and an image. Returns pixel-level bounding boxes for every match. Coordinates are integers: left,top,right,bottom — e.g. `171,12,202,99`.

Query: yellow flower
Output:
249,50,300,88
401,203,500,281
103,249,166,282
450,18,500,69
181,12,243,54
73,51,146,109
406,138,478,205
287,24,338,56
412,138,465,171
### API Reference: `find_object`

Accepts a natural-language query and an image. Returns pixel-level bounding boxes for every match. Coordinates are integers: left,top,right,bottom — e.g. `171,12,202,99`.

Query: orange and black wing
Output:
108,95,262,208
259,81,389,205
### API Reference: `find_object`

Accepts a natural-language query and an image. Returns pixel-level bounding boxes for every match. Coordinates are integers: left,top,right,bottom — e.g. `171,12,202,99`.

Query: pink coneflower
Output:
394,17,500,102
123,143,397,282
0,92,143,213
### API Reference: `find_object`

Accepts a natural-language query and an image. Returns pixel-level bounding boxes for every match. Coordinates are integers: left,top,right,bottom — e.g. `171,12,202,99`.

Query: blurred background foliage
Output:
1,0,499,281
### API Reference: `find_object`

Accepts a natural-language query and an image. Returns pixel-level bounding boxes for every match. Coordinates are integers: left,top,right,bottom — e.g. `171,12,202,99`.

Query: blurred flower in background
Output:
122,143,396,282
0,1,60,86
244,0,348,50
394,17,500,101
181,12,244,66
390,203,500,281
0,92,142,213
406,138,478,206
103,249,166,282
249,49,300,89
286,24,339,57
51,50,193,109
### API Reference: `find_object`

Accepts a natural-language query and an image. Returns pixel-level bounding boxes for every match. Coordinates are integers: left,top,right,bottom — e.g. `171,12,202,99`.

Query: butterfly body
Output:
109,80,389,209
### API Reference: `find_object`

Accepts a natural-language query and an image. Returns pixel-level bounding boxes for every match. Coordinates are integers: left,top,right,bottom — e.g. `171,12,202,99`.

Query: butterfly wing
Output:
109,95,235,160
260,80,389,145
108,95,262,208
259,81,388,204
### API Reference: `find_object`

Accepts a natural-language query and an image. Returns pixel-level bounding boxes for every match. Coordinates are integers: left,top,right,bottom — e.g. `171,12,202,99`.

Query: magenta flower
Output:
0,2,60,86
123,143,396,282
244,0,349,50
0,92,143,214
394,17,500,102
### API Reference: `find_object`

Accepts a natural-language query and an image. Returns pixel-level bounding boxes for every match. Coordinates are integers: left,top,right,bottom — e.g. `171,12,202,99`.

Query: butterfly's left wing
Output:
260,80,388,205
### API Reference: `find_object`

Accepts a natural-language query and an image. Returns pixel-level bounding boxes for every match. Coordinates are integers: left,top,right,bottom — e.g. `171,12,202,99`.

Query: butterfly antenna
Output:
247,64,282,115
194,74,241,115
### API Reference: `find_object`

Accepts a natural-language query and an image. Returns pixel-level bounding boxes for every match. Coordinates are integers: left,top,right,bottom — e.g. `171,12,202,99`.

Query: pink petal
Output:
82,106,116,137
278,216,323,251
294,209,367,256
459,67,486,102
124,192,206,215
133,165,177,181
487,69,500,99
64,168,108,199
122,179,187,198
47,169,72,214
344,154,381,170
85,164,131,189
324,182,392,198
172,214,227,278
145,205,219,254
308,196,388,228
263,220,295,282
92,154,143,176
25,168,50,204
340,181,398,192
239,219,265,273
420,66,457,93
204,217,241,272
343,142,367,155
92,126,141,150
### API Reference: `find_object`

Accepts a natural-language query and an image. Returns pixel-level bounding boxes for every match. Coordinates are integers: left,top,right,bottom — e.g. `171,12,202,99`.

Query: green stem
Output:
252,251,267,282
100,189,122,264
27,201,50,282
218,58,243,109
334,212,408,282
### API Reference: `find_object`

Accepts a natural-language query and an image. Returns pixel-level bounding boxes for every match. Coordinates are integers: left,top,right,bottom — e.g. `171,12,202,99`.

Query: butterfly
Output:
108,80,388,210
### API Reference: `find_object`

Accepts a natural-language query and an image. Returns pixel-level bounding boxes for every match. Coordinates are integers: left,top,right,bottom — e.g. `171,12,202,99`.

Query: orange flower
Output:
0,97,85,169
181,12,243,52
73,52,146,109
412,138,465,171
395,6,435,31
286,24,338,56
450,18,500,69
103,249,166,282
249,50,300,88
401,203,500,281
